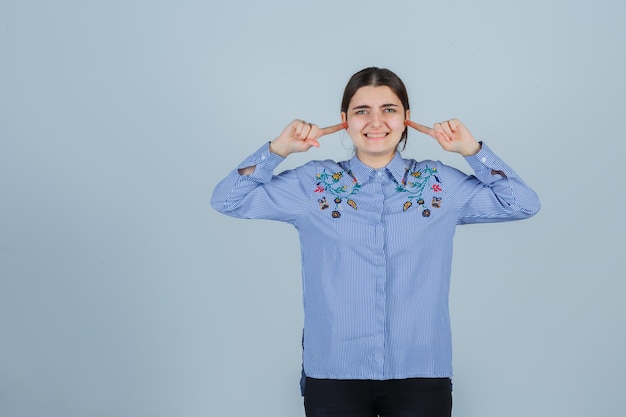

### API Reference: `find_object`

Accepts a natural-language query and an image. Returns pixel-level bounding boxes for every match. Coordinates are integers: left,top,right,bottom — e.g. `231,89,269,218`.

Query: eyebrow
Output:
351,103,400,110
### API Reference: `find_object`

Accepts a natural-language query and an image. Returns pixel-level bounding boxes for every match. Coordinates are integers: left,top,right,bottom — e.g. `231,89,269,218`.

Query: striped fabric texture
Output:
211,142,540,381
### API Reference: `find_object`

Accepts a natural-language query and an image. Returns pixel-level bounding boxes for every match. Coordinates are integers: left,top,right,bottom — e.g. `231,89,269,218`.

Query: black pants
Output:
303,377,452,417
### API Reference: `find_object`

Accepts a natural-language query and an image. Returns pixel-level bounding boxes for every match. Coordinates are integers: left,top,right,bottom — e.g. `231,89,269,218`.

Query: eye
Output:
383,107,396,113
355,109,368,115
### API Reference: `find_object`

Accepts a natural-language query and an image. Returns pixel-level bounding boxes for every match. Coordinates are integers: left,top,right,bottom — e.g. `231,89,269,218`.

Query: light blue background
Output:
1,1,624,416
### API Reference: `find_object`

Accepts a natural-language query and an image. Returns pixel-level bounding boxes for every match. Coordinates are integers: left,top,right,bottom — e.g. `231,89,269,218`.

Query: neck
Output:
356,151,396,169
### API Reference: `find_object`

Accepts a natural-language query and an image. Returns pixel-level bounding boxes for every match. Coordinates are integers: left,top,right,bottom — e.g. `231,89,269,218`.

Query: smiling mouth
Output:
365,133,389,139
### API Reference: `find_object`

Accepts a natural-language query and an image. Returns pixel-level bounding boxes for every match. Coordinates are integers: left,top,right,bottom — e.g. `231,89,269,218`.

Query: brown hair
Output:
341,67,410,149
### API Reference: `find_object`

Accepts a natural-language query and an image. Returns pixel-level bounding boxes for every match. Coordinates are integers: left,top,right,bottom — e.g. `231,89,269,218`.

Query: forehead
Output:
349,85,401,107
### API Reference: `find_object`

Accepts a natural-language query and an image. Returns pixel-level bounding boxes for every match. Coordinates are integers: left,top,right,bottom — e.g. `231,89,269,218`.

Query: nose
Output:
370,109,383,127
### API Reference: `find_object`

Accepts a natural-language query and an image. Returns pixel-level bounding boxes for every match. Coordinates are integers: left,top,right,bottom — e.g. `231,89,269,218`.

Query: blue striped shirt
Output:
211,142,540,381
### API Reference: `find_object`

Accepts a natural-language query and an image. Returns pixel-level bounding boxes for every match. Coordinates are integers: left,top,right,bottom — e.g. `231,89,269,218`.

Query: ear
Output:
405,109,411,121
341,112,347,124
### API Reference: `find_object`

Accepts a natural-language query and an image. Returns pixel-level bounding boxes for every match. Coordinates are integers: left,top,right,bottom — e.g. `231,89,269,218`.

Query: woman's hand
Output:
405,119,481,156
270,120,346,157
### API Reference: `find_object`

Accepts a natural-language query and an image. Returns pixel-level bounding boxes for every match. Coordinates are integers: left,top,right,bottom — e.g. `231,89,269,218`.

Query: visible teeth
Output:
366,133,387,138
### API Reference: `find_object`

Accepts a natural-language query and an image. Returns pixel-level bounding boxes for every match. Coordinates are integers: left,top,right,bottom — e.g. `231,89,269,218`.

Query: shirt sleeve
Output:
210,143,313,223
445,142,541,224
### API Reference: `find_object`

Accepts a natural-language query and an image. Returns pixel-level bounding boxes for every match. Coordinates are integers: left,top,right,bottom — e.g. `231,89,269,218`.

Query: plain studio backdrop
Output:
1,1,624,416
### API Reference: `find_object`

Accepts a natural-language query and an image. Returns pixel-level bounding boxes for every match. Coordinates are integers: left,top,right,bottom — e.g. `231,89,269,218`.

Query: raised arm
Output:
238,120,345,175
269,120,346,157
406,118,540,222
405,119,481,156
212,119,345,221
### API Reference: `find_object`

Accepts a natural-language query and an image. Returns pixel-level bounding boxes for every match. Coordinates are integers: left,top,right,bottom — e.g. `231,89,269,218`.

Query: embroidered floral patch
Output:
317,197,329,210
314,169,361,218
396,165,443,215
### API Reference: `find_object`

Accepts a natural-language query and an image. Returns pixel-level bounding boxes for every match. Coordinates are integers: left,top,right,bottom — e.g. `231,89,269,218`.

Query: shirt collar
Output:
347,152,408,185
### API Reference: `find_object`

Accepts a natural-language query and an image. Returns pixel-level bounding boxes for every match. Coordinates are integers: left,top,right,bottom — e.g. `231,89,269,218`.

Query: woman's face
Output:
342,85,410,168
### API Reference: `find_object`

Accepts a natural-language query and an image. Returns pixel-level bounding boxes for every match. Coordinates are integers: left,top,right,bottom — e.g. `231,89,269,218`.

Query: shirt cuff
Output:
237,142,286,177
464,142,509,183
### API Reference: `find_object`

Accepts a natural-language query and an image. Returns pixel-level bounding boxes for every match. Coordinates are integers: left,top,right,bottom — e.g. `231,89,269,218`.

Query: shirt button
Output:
261,155,266,161
481,157,487,163
377,171,382,176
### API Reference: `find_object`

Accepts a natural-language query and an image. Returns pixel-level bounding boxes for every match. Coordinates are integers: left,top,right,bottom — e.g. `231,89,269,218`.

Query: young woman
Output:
211,67,540,417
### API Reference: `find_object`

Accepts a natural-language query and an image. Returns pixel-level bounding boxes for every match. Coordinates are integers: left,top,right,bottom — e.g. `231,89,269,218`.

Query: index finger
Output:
319,122,347,137
405,120,435,137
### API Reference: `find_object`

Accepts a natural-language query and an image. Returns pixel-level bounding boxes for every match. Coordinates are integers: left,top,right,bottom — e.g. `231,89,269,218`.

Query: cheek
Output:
347,124,367,143
347,127,361,142
384,118,405,136
390,115,406,129
347,118,367,133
